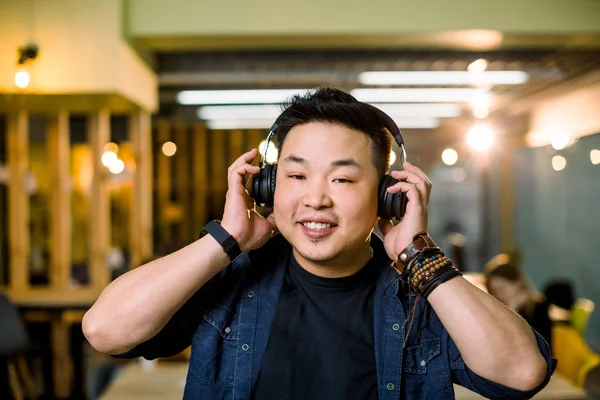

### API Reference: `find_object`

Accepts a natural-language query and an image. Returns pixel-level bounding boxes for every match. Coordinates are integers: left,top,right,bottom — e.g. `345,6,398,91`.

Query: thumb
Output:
377,218,394,236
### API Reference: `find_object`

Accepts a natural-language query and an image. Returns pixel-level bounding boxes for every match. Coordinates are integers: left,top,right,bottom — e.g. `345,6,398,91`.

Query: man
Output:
83,87,555,399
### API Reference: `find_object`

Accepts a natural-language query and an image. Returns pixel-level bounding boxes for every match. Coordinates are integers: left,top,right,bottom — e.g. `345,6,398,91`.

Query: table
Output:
454,374,587,399
102,361,587,400
100,361,188,400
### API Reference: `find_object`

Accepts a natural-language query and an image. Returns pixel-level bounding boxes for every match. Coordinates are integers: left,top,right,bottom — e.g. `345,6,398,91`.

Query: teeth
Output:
303,222,332,230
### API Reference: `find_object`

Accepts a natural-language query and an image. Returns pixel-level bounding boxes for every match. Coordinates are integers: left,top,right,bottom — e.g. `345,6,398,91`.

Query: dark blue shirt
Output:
117,234,556,400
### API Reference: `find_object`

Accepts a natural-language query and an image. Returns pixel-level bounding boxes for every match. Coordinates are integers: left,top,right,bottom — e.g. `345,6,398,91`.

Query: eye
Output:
288,174,306,180
333,178,352,183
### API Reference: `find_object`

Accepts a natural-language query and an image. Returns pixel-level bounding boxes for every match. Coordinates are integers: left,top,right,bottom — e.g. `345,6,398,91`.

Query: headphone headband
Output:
262,103,406,166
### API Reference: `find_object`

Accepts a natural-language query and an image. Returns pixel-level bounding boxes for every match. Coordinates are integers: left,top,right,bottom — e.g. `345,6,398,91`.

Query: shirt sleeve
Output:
111,274,219,360
449,328,557,400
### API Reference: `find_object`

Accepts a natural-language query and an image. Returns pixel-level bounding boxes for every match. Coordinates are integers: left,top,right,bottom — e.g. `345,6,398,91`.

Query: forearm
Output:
427,277,547,390
83,235,230,354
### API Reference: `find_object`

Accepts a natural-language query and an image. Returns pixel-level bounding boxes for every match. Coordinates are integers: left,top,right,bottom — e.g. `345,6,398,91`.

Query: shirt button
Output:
392,323,400,331
387,383,394,391
242,344,249,351
224,327,232,334
420,360,426,367
247,291,255,298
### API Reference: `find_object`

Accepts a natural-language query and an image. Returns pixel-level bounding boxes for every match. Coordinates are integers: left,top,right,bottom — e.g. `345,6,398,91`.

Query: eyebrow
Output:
282,154,362,170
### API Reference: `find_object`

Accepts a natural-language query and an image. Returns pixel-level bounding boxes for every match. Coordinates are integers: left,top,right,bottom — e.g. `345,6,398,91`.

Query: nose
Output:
302,177,333,209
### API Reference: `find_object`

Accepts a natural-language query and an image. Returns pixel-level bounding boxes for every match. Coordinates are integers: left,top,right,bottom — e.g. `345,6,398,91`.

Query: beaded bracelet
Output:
409,257,453,289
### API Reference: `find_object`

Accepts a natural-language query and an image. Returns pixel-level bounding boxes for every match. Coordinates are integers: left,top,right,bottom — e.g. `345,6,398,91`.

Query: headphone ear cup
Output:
378,175,407,220
265,163,277,207
250,164,277,208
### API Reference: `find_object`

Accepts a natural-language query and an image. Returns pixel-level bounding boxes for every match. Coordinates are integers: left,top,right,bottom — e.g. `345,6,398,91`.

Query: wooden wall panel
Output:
192,123,208,237
47,110,71,289
88,109,110,291
7,111,29,291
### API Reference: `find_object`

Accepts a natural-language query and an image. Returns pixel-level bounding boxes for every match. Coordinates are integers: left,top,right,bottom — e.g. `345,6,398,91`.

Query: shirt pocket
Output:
401,337,447,400
188,304,240,386
402,337,441,374
202,303,239,341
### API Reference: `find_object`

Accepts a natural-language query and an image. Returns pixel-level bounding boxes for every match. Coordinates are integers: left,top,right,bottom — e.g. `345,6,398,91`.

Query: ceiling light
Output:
371,103,461,118
14,70,30,88
389,151,397,166
393,118,440,129
590,149,600,165
207,117,439,130
178,89,311,105
351,88,485,103
466,123,495,151
162,141,177,156
199,105,283,120
108,159,125,174
207,119,278,130
552,155,567,171
467,59,489,73
358,71,528,86
442,148,458,166
199,103,461,120
101,151,117,167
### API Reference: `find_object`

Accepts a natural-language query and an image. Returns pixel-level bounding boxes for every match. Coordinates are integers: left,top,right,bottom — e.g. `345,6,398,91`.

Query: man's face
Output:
273,122,379,266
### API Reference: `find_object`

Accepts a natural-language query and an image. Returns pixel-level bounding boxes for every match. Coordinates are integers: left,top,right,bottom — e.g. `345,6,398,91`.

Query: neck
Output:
292,242,373,278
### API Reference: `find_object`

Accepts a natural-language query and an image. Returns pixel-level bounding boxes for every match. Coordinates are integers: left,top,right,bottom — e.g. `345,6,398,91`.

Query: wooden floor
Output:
101,361,588,400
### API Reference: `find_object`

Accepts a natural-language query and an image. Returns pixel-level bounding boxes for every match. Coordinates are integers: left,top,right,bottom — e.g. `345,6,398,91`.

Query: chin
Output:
295,246,338,264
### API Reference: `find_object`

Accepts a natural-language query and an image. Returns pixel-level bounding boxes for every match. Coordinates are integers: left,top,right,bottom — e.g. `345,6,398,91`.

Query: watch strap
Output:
200,220,242,262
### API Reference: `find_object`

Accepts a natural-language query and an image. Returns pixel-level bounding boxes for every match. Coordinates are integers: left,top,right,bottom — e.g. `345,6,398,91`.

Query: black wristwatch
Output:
199,220,242,262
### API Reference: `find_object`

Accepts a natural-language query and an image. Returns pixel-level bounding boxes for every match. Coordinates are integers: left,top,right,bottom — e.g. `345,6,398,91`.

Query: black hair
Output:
275,86,393,179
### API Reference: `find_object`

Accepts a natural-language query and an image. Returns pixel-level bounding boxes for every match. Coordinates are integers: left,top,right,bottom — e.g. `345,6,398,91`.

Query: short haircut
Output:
275,86,393,179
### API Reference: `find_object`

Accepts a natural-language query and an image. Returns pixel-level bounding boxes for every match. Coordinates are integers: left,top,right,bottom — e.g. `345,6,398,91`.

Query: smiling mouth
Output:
301,222,334,230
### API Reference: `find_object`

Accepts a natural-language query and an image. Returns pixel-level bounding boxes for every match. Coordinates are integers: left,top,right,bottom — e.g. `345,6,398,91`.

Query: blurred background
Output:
0,0,599,399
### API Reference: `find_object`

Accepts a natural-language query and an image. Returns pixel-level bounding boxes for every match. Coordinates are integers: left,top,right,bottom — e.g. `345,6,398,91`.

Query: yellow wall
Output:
0,0,157,111
127,0,600,37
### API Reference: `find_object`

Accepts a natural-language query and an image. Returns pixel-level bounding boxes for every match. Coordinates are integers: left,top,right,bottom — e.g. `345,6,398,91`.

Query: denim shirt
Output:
120,234,555,400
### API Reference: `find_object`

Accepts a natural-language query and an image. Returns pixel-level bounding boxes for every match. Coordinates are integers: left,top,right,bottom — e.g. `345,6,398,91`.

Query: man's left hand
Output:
378,161,432,261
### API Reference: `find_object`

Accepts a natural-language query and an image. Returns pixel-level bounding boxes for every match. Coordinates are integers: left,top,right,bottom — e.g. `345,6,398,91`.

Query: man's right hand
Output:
220,148,277,253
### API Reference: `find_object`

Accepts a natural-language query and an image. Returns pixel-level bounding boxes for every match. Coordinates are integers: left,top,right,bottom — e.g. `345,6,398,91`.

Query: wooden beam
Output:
210,130,227,219
155,120,172,251
247,129,265,157
192,123,208,237
174,123,191,244
88,110,111,290
52,320,73,398
228,129,244,165
129,110,153,268
47,110,72,290
7,111,29,292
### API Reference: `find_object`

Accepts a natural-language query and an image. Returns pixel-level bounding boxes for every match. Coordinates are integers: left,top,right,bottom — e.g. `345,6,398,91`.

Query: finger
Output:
377,218,394,236
227,164,261,197
390,170,427,187
386,181,424,205
403,161,431,185
390,170,431,200
228,148,259,176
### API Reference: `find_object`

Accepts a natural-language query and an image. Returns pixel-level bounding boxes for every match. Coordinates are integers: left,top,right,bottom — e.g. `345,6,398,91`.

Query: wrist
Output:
200,220,243,263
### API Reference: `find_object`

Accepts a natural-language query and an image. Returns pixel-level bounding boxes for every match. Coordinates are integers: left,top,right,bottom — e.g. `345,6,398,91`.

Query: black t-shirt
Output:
252,252,379,400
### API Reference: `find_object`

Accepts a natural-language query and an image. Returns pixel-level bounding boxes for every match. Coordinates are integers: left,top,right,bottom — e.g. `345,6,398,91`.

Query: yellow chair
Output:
552,324,600,387
570,298,595,337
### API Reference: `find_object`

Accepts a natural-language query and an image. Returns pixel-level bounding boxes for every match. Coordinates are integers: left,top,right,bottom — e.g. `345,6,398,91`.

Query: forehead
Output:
280,122,371,157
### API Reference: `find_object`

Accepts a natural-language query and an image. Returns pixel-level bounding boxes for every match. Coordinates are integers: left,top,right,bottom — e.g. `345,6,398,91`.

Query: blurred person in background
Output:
484,253,553,346
83,87,555,399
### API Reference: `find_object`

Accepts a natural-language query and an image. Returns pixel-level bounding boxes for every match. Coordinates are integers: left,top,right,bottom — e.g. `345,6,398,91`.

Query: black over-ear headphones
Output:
250,105,408,220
